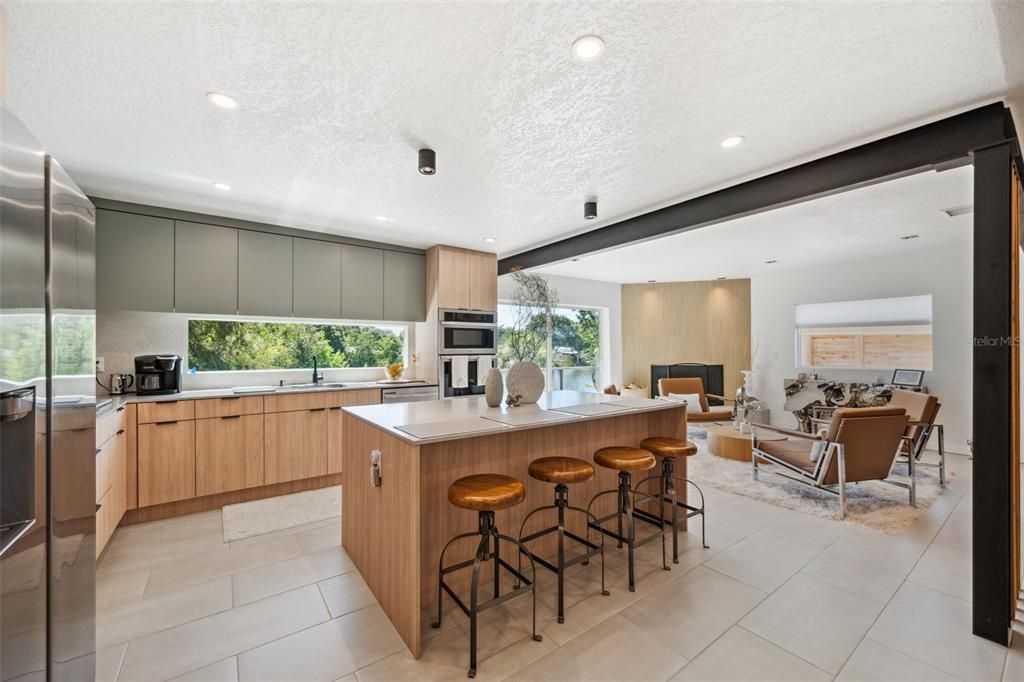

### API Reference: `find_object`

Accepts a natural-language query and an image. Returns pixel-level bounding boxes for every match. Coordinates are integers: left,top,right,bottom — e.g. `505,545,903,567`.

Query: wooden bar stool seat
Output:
448,474,526,511
587,446,666,591
639,437,697,459
528,456,595,484
517,457,607,624
594,446,656,472
433,473,541,678
637,437,709,562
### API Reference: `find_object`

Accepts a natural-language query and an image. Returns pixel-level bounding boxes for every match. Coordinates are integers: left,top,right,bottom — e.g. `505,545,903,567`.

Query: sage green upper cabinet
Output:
293,238,342,319
340,245,383,321
238,231,292,317
174,221,238,314
383,251,426,322
97,209,174,312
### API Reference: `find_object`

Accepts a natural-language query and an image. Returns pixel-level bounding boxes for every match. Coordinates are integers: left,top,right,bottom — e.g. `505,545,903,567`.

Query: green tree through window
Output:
187,319,405,372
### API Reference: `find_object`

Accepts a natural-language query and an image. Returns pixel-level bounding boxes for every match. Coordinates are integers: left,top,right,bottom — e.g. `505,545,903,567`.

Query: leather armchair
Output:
657,377,734,423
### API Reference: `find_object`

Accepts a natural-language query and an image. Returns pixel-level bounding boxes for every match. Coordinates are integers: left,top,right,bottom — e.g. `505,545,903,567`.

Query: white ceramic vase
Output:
484,367,504,407
505,361,544,404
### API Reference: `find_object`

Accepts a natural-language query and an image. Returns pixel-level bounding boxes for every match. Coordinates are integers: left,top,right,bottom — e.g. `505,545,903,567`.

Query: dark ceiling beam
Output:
498,102,1013,275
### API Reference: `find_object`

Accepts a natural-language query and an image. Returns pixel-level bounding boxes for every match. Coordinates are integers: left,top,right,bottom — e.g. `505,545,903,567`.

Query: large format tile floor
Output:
96,453,1016,681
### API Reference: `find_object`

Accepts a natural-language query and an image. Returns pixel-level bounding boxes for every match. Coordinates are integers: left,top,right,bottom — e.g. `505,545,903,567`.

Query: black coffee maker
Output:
134,354,183,395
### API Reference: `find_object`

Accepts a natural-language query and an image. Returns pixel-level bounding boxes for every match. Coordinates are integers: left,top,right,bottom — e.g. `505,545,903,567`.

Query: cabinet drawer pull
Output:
95,448,101,455
221,415,242,420
96,504,102,512
160,400,179,404
221,396,241,401
155,420,178,425
116,428,126,435
116,406,126,412
309,407,326,412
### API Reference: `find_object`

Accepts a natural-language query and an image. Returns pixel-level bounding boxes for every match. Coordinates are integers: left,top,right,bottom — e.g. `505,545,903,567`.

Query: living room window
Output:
794,295,933,370
186,319,406,372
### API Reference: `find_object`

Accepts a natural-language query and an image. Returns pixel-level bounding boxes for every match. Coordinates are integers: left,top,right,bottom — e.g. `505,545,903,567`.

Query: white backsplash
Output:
97,310,421,390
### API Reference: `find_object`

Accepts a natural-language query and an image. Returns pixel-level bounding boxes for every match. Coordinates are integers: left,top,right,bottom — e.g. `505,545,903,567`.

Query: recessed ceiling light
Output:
206,92,238,110
483,237,496,243
942,204,973,218
900,234,919,240
720,135,745,149
764,259,778,264
212,182,231,191
375,216,388,222
571,35,605,62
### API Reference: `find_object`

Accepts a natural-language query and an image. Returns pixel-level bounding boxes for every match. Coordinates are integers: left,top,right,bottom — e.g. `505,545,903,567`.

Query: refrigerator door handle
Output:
0,519,36,558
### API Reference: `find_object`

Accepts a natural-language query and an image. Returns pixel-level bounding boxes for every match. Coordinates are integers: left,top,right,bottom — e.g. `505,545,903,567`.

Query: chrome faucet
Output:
312,356,324,384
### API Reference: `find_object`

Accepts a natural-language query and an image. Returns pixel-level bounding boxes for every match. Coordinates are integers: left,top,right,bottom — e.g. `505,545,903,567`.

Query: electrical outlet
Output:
95,357,105,373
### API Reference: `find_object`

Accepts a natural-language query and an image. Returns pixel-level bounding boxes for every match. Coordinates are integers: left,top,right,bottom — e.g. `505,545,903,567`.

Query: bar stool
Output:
586,446,665,592
432,473,542,678
637,437,708,563
515,457,608,624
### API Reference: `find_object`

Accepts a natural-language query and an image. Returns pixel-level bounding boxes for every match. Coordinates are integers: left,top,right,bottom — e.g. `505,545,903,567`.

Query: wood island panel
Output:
341,403,685,658
342,412,421,656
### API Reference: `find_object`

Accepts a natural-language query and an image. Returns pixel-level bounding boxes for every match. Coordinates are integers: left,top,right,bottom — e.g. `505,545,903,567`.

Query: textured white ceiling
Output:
3,2,1021,255
538,165,974,283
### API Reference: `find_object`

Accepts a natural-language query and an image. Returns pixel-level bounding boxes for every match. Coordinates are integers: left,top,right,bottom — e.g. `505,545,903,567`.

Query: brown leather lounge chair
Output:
658,378,734,423
888,389,946,490
751,407,910,519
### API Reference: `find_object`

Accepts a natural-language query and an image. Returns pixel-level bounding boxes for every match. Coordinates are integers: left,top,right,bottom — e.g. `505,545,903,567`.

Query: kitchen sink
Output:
276,382,347,391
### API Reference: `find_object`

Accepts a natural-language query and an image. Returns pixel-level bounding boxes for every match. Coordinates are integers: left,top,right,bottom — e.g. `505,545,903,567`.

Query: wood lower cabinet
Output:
327,389,383,474
96,419,128,557
138,420,196,506
196,415,264,496
264,409,328,484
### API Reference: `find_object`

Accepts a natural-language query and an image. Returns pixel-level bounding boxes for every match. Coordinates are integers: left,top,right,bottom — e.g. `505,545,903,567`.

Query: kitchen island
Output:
341,390,686,656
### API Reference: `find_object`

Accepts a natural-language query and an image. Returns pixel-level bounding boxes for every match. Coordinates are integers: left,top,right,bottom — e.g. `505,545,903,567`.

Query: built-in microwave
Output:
438,309,498,355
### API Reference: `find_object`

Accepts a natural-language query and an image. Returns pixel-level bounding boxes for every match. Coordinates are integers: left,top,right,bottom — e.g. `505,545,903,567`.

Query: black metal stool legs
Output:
516,484,608,624
634,458,709,563
432,511,542,678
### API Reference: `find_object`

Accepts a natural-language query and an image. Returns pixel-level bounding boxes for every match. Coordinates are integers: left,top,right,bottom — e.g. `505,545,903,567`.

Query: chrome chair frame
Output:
896,421,946,487
751,423,916,519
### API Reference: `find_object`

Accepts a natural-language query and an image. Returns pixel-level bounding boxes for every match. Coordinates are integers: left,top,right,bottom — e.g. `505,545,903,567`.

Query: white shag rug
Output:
222,485,341,542
684,432,951,533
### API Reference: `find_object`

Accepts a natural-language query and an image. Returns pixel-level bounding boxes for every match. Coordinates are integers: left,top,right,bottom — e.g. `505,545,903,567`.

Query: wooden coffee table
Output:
706,424,786,462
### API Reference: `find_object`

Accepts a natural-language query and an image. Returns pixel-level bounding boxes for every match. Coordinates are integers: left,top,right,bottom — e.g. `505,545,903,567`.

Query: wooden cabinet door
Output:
196,415,264,496
327,389,381,474
469,251,497,311
436,247,470,310
327,407,343,474
138,420,196,506
264,409,328,484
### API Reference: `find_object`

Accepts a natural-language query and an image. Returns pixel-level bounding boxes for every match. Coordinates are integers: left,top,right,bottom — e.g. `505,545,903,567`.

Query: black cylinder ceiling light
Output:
418,148,436,175
584,199,597,220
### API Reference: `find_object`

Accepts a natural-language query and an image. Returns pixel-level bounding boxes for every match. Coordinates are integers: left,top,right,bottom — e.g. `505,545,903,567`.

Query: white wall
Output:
750,238,973,454
96,311,418,391
497,273,623,390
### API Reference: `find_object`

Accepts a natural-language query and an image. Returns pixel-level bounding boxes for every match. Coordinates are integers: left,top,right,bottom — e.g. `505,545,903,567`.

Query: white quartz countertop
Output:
342,391,683,445
96,381,437,417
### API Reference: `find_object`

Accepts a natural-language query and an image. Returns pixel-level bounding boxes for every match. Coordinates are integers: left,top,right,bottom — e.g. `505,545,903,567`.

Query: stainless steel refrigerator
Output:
1,103,96,680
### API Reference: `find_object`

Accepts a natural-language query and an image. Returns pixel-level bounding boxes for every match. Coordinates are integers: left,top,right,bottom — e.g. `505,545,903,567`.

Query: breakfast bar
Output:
341,390,687,656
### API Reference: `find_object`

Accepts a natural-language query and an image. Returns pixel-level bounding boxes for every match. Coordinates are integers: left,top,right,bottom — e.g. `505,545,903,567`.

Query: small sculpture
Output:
505,392,523,407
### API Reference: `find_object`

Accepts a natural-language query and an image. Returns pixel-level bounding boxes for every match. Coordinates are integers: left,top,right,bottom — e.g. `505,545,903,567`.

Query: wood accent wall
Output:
622,279,751,398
